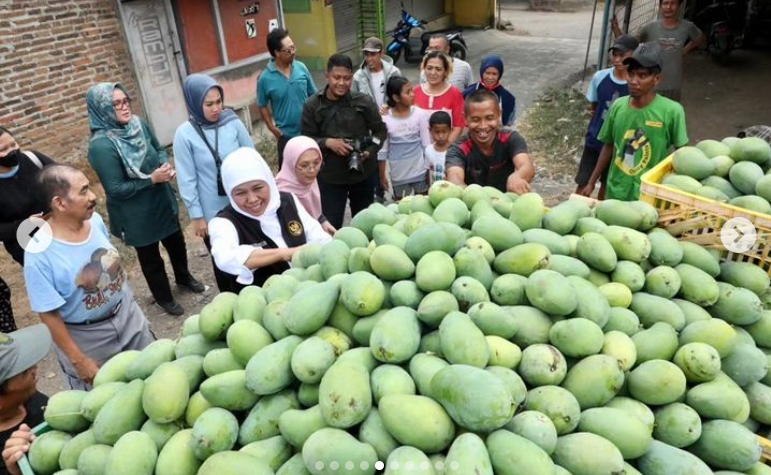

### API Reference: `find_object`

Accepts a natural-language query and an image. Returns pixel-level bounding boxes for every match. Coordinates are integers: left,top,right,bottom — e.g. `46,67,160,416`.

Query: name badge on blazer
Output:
252,241,268,248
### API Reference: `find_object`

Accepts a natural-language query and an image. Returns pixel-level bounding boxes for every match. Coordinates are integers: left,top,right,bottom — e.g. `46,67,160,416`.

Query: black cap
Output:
609,34,639,53
623,42,662,70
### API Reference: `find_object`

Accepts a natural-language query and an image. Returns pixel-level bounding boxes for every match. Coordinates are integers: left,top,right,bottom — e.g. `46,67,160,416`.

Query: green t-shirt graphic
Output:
599,94,688,201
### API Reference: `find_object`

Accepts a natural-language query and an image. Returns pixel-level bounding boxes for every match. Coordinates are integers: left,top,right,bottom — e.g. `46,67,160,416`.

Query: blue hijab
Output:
183,74,238,130
463,55,517,126
87,83,150,180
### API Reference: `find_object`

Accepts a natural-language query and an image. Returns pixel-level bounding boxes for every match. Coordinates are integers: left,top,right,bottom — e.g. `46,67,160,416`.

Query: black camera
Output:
346,136,375,172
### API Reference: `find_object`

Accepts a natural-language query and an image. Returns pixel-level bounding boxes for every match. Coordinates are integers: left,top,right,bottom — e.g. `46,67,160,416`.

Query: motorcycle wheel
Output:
386,43,402,64
710,34,732,66
450,40,467,61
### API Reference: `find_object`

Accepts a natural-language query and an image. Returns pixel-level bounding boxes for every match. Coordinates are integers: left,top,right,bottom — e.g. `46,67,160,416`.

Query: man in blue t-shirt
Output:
574,34,638,199
23,165,154,390
257,28,317,169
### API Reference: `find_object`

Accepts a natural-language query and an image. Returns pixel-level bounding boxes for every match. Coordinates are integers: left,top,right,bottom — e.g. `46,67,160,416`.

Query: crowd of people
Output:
0,3,736,471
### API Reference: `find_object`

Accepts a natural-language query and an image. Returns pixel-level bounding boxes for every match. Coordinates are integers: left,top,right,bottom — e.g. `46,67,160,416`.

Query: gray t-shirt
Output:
638,20,702,92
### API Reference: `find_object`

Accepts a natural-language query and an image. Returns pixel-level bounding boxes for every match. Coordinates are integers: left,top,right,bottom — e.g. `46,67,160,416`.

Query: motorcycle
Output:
695,0,748,65
386,6,468,64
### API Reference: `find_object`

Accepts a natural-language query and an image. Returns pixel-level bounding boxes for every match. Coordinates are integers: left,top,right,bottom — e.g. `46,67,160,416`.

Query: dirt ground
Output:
681,47,771,141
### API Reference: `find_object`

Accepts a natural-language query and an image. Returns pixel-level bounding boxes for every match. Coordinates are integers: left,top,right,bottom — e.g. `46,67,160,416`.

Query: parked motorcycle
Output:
386,7,468,64
696,0,748,64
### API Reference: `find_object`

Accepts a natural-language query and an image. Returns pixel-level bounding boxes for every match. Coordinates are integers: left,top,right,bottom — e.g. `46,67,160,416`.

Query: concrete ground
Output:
21,6,608,395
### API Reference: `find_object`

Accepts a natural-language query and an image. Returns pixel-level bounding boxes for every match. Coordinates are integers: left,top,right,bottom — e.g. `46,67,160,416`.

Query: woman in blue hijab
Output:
463,55,517,126
173,73,254,292
87,82,204,316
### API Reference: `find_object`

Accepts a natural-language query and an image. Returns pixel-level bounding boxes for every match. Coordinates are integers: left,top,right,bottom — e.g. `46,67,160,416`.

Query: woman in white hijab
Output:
209,147,331,290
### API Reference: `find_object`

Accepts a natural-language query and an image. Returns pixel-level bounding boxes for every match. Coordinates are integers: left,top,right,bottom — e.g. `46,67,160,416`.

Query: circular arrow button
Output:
721,217,757,254
16,216,53,254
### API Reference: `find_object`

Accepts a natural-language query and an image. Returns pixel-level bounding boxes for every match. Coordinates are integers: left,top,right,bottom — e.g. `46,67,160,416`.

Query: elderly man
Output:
0,324,51,475
23,164,154,390
420,35,473,91
446,89,535,193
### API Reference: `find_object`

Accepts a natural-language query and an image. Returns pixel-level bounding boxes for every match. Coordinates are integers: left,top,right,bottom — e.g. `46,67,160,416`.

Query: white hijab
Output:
221,147,284,242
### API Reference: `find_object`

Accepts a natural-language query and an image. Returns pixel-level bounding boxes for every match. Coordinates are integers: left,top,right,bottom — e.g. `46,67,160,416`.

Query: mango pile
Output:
665,136,771,214
29,181,771,475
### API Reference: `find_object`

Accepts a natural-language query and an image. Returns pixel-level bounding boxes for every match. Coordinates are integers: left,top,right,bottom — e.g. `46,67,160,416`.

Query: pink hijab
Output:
275,136,323,219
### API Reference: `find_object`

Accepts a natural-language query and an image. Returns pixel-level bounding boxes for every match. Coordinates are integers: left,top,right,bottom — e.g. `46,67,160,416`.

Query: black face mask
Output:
0,149,21,168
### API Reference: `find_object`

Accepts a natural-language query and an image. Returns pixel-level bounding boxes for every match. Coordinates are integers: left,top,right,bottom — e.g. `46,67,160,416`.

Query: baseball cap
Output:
623,42,662,70
0,324,52,385
609,34,639,53
362,37,384,53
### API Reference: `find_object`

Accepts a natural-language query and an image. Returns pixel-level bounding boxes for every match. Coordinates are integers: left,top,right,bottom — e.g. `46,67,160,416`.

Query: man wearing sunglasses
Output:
257,28,317,169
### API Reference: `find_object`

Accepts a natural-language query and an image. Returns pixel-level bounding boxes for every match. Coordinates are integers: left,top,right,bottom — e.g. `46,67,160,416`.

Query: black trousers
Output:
0,276,16,333
318,173,376,229
277,135,290,171
203,235,239,293
134,229,193,305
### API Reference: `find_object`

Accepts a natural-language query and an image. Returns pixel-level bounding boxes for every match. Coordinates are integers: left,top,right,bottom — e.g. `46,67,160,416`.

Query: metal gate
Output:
335,0,360,52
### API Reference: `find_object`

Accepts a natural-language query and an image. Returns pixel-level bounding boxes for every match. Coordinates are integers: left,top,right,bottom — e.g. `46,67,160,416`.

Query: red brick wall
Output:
0,0,142,162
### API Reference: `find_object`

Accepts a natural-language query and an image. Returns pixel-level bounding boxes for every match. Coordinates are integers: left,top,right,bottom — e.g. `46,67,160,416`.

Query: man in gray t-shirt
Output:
636,0,704,101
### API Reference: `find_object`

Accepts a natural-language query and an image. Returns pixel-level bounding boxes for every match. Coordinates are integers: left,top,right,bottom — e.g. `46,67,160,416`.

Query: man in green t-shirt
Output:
579,42,689,201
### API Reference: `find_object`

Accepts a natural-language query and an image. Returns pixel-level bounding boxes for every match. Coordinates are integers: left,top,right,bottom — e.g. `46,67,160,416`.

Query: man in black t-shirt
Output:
0,324,52,475
446,89,535,193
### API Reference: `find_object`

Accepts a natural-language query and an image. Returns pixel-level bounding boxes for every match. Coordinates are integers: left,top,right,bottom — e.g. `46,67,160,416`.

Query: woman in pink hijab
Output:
276,136,336,235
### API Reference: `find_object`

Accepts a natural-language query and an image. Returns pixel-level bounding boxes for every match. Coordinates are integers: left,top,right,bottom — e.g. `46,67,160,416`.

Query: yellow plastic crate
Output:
761,435,771,464
640,155,771,275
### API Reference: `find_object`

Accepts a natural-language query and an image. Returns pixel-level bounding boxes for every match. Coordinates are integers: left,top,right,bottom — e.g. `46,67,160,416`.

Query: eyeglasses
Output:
296,161,322,173
112,98,132,110
280,45,297,54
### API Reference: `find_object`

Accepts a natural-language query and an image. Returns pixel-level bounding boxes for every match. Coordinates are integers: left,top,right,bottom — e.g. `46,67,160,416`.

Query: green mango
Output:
561,354,624,409
578,407,652,459
653,403,702,448
486,429,555,475
103,431,157,475
245,335,302,395
319,360,372,428
525,385,581,435
636,440,712,475
690,420,762,471
628,360,686,406
505,411,558,455
239,390,299,445
431,364,514,432
379,394,455,453
190,408,238,460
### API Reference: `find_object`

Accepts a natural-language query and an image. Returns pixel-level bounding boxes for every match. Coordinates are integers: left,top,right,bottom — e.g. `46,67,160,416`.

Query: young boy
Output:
425,111,453,184
575,34,638,199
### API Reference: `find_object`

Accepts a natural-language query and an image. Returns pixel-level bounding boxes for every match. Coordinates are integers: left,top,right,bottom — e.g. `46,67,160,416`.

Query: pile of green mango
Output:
664,136,771,215
29,180,771,475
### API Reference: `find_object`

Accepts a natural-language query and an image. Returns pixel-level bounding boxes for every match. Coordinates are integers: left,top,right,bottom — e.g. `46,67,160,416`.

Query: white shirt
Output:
369,70,386,109
420,57,473,91
209,194,331,285
424,144,448,183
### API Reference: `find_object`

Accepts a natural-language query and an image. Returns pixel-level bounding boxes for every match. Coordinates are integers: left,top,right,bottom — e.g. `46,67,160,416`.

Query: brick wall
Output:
0,0,142,163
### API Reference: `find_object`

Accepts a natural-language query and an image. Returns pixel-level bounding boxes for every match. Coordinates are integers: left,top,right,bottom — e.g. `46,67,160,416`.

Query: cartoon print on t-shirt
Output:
75,248,126,310
616,128,653,176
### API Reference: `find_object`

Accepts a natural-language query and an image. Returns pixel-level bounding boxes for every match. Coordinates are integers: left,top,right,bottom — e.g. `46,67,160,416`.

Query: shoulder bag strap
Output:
23,151,43,169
